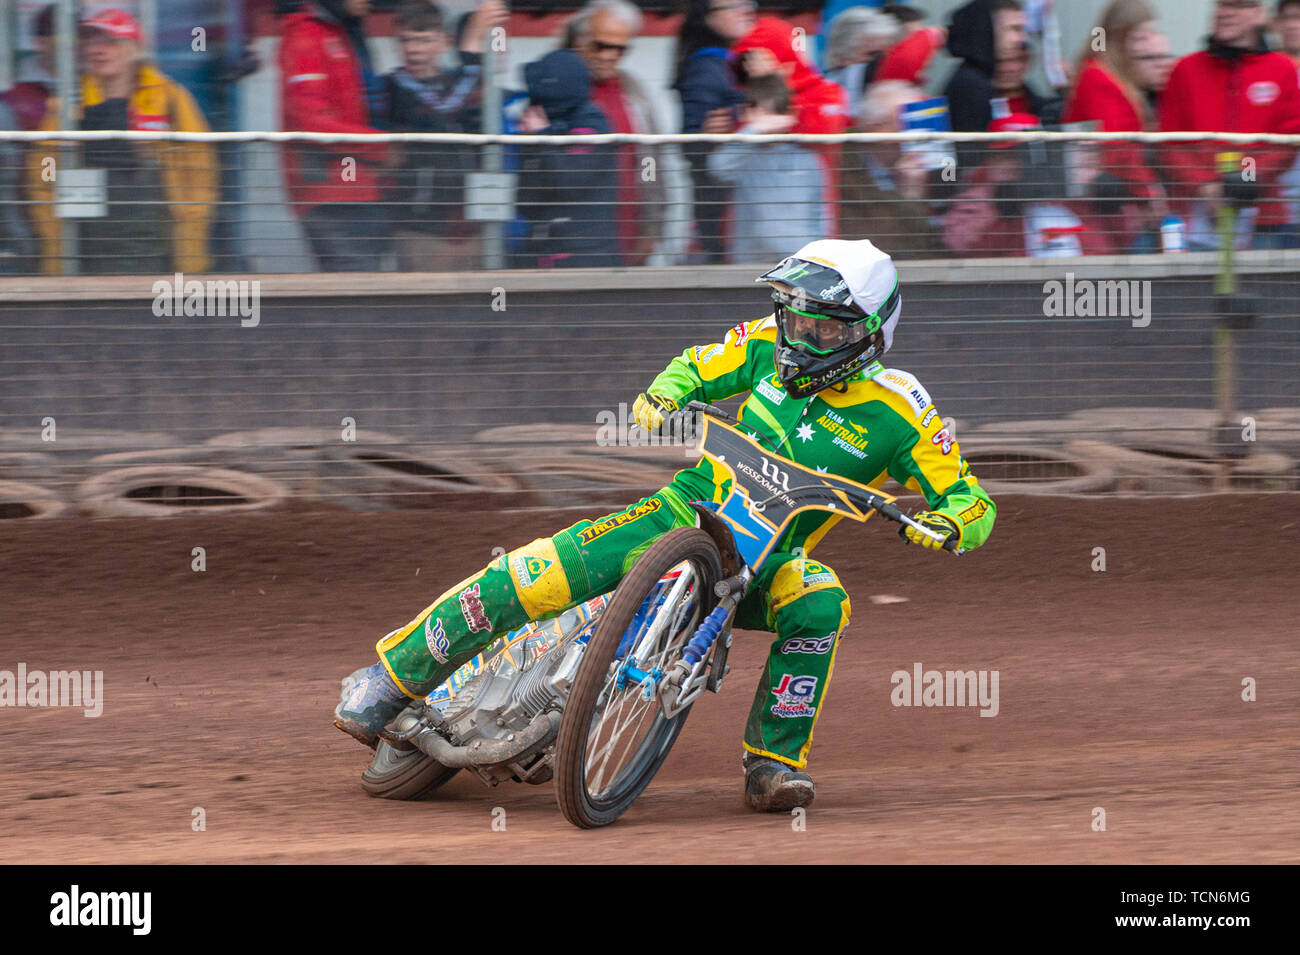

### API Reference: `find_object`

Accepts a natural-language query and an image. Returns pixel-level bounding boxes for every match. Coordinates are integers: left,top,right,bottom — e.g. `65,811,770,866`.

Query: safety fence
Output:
5,130,1300,276
2,245,1298,519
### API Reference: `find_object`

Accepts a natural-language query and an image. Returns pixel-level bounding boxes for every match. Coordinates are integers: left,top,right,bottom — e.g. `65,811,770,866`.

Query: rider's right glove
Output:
633,392,680,433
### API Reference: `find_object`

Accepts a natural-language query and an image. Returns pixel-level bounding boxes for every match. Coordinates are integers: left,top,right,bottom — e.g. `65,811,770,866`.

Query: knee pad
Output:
769,558,852,626
503,538,573,620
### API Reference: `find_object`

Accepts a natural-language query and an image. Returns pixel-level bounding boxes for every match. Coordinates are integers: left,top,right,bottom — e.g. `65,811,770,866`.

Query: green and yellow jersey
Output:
652,315,997,554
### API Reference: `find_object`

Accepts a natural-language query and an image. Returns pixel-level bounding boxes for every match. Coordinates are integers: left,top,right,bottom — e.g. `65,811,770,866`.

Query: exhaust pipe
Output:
412,710,562,768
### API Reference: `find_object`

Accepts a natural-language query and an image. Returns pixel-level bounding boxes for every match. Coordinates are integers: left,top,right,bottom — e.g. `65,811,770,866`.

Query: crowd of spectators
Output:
4,0,1300,275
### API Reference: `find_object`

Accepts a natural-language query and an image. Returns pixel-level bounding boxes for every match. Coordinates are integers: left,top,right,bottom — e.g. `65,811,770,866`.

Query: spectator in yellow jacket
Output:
27,9,217,275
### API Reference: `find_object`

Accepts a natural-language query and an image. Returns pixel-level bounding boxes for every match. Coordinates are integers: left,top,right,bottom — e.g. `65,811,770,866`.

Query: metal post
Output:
55,0,79,276
481,23,504,271
0,0,15,91
139,0,158,62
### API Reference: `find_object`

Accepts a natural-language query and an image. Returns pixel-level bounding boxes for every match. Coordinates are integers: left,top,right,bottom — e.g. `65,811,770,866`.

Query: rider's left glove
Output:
633,392,679,433
899,511,959,551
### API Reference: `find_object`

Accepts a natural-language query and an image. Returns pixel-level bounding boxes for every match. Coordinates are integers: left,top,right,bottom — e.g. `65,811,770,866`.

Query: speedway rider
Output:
335,239,997,812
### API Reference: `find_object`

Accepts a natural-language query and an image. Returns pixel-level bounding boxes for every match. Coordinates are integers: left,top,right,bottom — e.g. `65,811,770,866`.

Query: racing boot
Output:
333,664,410,748
743,752,815,812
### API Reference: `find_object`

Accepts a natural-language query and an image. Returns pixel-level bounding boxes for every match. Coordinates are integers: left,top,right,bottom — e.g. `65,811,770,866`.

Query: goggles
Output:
773,280,899,355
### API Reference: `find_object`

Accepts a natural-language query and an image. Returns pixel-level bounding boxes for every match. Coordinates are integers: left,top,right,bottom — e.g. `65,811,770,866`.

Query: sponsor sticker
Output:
693,343,725,363
770,673,819,718
780,632,837,654
755,375,786,405
932,427,954,454
802,560,836,586
577,499,661,545
958,499,989,525
425,617,450,664
510,553,553,590
458,583,491,633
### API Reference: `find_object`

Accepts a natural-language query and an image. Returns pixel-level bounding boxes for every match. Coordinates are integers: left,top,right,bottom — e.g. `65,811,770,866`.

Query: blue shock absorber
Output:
680,605,730,667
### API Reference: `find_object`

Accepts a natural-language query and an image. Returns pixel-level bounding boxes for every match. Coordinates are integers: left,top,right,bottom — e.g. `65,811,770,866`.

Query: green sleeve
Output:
647,317,778,406
887,427,997,551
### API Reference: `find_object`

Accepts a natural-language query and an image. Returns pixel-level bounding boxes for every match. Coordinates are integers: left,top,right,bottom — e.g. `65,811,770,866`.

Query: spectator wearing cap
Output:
825,7,901,119
567,0,667,266
1063,0,1170,253
26,8,217,276
840,80,945,259
280,0,393,271
1159,0,1300,250
706,74,827,262
674,0,754,264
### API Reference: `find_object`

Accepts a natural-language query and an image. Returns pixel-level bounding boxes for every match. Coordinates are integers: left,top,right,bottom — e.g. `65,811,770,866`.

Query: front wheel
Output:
554,528,722,828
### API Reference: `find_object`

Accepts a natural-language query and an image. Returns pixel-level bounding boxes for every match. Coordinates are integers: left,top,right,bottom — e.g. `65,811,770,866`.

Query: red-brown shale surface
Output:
1,494,1297,863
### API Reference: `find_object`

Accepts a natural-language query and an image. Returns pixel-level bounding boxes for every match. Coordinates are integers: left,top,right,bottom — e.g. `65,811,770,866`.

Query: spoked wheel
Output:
361,740,459,800
554,528,722,828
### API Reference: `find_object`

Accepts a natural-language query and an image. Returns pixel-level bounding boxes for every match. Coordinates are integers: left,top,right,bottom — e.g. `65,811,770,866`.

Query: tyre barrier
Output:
966,418,1103,445
1250,408,1300,452
76,466,288,518
1065,407,1220,453
0,452,57,484
0,428,179,457
1064,440,1224,494
0,480,68,520
1229,451,1296,491
500,450,674,509
204,429,521,509
954,441,1116,495
316,444,520,510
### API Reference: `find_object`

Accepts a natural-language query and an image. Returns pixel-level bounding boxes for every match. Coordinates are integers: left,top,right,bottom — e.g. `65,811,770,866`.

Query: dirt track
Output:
1,494,1298,864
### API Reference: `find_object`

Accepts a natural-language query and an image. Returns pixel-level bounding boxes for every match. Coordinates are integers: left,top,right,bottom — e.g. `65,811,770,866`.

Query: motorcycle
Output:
352,402,960,826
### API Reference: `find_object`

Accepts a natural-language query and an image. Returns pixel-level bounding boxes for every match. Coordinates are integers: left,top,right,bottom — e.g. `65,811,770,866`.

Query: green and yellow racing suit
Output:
376,315,996,768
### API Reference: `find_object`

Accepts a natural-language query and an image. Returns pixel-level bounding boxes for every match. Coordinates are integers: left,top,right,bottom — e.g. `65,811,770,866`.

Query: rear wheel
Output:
361,741,459,800
554,528,722,828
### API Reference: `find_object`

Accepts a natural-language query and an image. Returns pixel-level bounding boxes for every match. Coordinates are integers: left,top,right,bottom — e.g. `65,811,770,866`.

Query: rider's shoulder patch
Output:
870,368,933,420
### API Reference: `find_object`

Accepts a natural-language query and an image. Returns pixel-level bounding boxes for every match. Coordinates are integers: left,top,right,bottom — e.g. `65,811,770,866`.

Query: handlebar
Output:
681,401,963,555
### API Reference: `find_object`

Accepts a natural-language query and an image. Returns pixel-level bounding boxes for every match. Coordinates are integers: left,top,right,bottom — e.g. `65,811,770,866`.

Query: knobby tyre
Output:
554,528,722,828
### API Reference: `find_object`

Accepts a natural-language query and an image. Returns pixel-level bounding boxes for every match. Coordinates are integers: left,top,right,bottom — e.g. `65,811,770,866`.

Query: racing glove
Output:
899,511,959,551
633,392,679,433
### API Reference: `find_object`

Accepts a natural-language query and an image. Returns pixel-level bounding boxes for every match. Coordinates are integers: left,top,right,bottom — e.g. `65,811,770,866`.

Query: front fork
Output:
656,567,751,718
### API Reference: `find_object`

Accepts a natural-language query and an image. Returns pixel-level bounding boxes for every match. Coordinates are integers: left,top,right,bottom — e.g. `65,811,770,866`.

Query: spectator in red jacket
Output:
280,0,393,271
1063,0,1169,252
731,17,850,235
1160,0,1300,250
875,23,948,86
